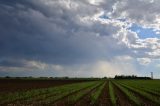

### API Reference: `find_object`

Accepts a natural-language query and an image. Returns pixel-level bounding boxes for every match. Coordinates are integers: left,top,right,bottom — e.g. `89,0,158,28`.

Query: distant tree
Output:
103,76,107,79
64,76,69,79
5,76,10,78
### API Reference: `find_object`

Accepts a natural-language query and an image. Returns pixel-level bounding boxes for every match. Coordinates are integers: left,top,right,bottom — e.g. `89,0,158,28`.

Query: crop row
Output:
0,81,101,105
1,80,160,105
119,80,160,96
112,80,160,106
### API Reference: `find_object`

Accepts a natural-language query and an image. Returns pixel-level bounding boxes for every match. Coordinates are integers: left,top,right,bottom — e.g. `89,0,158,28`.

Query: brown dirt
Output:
97,81,112,106
112,83,133,106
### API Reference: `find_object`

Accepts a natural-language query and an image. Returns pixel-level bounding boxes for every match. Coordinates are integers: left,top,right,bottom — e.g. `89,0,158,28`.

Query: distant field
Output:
0,78,96,92
0,79,160,106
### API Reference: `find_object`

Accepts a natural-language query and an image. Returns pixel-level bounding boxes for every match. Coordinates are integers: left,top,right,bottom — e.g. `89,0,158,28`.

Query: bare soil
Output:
113,83,133,106
96,81,112,106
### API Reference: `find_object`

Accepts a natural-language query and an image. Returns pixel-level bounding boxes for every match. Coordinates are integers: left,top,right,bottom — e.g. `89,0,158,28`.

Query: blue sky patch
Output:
129,24,160,39
99,14,110,19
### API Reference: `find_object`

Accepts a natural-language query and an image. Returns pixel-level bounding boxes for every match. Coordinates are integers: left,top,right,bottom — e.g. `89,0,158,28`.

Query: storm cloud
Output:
0,0,160,78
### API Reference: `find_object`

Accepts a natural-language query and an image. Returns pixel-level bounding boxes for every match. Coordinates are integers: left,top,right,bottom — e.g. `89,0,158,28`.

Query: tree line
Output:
114,75,152,79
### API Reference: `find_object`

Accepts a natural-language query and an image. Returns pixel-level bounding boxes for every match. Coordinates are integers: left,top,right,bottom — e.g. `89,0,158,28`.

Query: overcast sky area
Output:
0,0,160,78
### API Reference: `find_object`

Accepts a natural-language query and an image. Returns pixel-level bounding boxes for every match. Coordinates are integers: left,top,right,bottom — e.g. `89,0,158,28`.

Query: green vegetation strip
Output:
109,81,116,106
0,81,99,104
118,80,160,96
113,81,141,106
31,81,102,105
118,82,160,105
23,81,97,104
90,82,106,105
65,81,104,105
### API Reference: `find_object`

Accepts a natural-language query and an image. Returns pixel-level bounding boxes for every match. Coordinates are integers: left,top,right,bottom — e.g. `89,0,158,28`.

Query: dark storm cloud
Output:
0,0,66,64
0,0,122,66
0,0,160,77
0,0,156,67
0,59,24,67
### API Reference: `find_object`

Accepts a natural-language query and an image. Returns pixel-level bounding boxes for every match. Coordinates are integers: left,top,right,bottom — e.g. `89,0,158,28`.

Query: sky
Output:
0,0,160,78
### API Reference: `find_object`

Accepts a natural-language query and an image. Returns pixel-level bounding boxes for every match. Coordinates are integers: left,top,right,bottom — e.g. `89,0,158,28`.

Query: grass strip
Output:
90,82,106,105
109,81,116,106
29,81,102,105
0,81,98,104
113,81,141,106
67,82,103,105
119,82,160,105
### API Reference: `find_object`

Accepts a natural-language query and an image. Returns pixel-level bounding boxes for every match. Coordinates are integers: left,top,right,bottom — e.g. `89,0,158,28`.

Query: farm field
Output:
0,79,160,106
0,78,96,93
